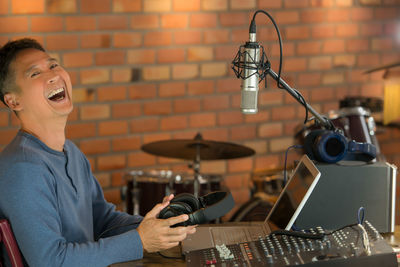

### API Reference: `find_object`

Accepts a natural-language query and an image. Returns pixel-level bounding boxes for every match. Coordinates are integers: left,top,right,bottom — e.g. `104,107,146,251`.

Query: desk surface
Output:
111,225,400,267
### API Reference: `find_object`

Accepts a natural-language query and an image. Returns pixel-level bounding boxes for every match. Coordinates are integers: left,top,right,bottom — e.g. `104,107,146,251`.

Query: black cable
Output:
251,10,309,125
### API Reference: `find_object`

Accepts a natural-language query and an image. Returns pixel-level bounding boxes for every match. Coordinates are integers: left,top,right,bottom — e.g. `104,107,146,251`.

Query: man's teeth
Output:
47,88,64,99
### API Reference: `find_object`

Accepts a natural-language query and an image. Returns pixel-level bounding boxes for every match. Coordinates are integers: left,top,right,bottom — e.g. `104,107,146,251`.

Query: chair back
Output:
0,219,23,267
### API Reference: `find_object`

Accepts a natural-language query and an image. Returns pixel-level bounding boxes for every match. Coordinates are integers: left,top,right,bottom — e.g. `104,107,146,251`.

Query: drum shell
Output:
125,170,222,215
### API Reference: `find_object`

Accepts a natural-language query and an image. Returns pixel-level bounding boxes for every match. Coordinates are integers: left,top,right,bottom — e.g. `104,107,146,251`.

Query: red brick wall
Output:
0,0,400,221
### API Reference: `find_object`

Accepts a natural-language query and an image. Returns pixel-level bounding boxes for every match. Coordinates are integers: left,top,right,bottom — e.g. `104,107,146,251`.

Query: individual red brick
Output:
96,173,111,188
112,68,132,83
130,117,160,133
297,41,321,55
203,95,229,111
80,104,110,120
300,10,326,23
271,106,296,121
173,0,200,11
310,87,335,101
275,11,300,24
322,39,345,53
144,31,172,46
190,14,217,28
172,64,198,80
361,23,383,36
187,80,215,95
285,26,310,40
47,0,77,13
31,17,63,32
63,52,93,68
112,102,141,118
202,128,229,141
254,155,280,173
143,100,172,115
283,58,307,71
173,30,202,45
187,47,213,61
81,0,111,13
98,154,126,171
309,56,332,70
311,25,335,39
189,113,216,127
98,86,127,102
127,49,155,64
216,78,238,93
322,73,345,85
72,88,95,103
231,0,255,9
227,157,253,172
215,45,238,60
158,48,185,63
128,152,156,167
80,69,110,84
65,16,96,31
0,18,28,33
143,66,170,81
231,28,248,43
46,35,79,50
326,9,350,22
112,136,141,152
80,139,111,155
0,111,9,127
258,122,283,137
143,0,171,12
346,39,369,52
357,53,380,67
95,51,125,65
219,12,246,27
0,129,18,145
112,0,141,12
159,82,186,97
244,111,270,123
99,121,128,136
336,23,359,38
230,125,256,140
129,84,157,99
12,0,44,14
65,122,96,139
218,111,243,125
351,7,374,21
201,0,227,10
258,0,282,8
160,115,188,130
372,38,393,51
0,0,8,14
297,73,322,87
81,34,112,48
204,29,229,44
285,0,308,8
161,14,188,28
375,7,398,19
98,15,128,30
131,15,159,29
173,99,201,113
201,63,227,78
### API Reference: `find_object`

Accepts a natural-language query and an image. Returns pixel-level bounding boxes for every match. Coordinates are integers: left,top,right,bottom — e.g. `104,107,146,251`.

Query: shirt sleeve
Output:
0,162,144,267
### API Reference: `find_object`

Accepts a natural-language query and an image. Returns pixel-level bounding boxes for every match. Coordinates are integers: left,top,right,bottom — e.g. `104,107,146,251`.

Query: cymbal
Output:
141,135,255,160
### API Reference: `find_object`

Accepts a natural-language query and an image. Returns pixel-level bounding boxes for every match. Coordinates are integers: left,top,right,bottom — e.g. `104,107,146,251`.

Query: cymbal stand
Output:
190,133,203,198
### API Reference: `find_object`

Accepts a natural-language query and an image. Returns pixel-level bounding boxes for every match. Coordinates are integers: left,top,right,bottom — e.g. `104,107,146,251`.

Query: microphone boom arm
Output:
266,68,334,130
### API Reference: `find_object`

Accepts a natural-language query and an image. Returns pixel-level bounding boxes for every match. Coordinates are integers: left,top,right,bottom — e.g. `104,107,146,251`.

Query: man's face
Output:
9,48,73,120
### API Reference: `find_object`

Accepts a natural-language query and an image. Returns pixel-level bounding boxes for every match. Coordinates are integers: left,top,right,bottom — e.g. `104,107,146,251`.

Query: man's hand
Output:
137,194,197,253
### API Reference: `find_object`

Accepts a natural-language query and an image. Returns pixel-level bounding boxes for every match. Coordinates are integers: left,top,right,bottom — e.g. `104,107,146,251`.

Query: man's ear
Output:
3,93,22,111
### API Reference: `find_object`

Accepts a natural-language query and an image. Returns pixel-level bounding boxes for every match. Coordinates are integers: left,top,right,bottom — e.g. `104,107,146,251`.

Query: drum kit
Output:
125,133,255,215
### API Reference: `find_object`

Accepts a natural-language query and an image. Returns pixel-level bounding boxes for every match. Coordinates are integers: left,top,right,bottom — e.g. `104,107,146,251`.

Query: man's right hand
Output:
137,197,197,253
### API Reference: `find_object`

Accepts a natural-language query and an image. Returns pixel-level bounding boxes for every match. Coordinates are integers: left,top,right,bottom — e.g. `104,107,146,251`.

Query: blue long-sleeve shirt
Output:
0,131,144,266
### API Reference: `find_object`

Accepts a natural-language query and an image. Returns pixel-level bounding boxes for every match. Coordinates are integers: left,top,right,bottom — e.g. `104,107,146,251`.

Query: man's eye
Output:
50,63,59,69
30,71,40,78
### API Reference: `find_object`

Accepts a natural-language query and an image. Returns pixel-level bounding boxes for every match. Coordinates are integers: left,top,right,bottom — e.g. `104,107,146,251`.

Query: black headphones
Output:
304,129,377,163
158,191,235,227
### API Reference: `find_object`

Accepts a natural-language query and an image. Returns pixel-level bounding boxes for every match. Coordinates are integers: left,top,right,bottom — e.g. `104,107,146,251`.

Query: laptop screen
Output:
264,154,321,231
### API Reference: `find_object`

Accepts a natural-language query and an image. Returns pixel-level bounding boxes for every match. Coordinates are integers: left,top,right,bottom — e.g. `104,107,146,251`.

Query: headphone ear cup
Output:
305,130,348,163
158,201,193,227
171,193,201,211
304,130,325,161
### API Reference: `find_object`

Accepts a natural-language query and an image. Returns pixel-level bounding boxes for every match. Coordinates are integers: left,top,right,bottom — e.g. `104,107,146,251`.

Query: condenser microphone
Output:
240,35,261,114
232,20,269,114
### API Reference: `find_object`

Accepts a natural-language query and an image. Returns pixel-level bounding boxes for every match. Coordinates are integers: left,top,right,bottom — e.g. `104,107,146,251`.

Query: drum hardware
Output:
141,133,255,197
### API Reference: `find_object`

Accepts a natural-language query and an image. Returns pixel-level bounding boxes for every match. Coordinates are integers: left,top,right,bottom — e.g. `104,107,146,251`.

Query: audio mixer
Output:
185,221,397,267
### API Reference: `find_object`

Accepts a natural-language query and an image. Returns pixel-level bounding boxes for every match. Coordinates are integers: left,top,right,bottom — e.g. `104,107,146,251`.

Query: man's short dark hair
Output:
0,38,45,105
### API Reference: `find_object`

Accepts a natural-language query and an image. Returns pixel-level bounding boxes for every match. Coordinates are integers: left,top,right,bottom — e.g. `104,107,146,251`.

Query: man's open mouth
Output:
47,87,66,101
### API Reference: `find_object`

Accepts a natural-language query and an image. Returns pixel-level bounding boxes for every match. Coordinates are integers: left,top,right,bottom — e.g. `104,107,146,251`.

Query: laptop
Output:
181,154,321,253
